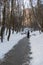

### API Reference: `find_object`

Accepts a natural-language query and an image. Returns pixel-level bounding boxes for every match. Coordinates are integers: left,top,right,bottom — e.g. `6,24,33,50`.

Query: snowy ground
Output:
0,30,43,65
0,31,26,60
30,31,43,65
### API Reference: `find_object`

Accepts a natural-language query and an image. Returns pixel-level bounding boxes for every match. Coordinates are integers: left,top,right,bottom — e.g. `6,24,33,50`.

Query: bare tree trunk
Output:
7,27,11,41
1,4,6,42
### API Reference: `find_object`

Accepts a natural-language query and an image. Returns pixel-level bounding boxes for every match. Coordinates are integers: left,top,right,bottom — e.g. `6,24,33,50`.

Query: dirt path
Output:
0,37,32,65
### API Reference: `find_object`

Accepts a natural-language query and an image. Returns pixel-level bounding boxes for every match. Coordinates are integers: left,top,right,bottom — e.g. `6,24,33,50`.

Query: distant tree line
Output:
0,0,43,42
29,0,43,31
0,0,24,42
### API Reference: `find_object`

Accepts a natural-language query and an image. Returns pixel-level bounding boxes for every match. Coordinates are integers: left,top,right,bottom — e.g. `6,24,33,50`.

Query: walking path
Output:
0,37,32,65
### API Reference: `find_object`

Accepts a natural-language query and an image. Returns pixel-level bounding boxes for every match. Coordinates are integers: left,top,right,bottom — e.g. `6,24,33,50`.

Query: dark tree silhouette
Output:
1,2,6,42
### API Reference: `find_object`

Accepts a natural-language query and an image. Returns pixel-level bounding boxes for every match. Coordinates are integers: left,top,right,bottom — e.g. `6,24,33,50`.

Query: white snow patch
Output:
0,32,26,59
30,31,43,65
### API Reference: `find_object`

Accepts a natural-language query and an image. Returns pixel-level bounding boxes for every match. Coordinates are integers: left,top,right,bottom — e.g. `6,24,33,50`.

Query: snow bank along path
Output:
30,31,43,65
0,32,26,60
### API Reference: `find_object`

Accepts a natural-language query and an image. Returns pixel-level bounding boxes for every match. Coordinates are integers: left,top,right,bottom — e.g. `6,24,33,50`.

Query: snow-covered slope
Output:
0,30,43,65
30,31,43,65
0,32,26,59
